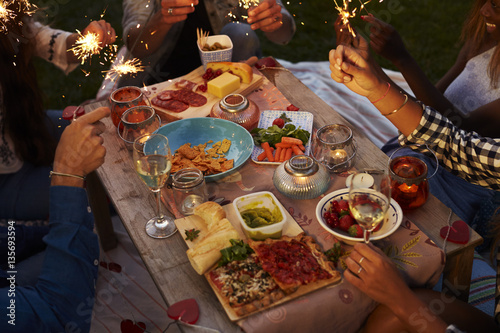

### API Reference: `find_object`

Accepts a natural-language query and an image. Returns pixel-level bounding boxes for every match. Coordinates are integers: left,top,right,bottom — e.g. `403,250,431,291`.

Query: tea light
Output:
346,173,374,188
330,149,348,165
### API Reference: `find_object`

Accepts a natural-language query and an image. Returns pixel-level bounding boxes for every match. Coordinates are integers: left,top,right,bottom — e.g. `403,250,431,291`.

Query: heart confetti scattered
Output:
440,220,470,244
167,298,199,324
120,319,146,333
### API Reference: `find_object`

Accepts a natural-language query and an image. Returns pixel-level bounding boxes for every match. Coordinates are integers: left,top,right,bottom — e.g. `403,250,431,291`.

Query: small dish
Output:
198,35,233,69
251,110,313,165
233,191,287,240
316,188,403,245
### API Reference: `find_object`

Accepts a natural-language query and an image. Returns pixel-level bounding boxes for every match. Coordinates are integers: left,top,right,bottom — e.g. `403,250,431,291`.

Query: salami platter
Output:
142,66,264,123
175,201,342,322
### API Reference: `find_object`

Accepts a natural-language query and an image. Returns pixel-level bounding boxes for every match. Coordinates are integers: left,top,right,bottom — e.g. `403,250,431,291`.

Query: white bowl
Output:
233,191,287,241
316,188,403,244
198,35,233,69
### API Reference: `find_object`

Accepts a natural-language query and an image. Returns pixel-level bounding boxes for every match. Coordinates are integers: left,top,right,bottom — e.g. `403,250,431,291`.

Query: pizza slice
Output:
208,254,285,316
248,233,340,294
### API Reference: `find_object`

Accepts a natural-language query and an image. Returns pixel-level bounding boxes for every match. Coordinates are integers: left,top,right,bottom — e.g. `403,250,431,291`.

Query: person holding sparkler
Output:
334,0,500,250
118,0,295,86
0,1,117,280
329,37,500,333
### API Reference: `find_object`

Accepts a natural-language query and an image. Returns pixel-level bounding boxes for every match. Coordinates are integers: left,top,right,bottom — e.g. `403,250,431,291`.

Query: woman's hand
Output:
52,107,110,187
329,44,385,100
159,0,198,25
344,243,410,308
362,14,410,66
81,19,117,48
247,0,283,33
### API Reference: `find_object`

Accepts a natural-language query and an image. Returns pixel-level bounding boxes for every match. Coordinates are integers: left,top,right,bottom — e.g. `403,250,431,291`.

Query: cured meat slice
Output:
173,90,207,107
175,79,197,91
152,98,189,112
157,90,175,101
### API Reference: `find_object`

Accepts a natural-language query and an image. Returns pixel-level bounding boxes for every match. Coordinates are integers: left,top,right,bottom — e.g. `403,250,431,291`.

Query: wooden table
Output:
86,61,481,331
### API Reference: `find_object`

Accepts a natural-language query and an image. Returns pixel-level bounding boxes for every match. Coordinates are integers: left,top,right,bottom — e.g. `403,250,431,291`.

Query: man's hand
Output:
247,0,283,33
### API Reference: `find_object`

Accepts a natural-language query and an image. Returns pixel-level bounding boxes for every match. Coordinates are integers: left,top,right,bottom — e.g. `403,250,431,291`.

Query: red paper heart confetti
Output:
440,220,470,244
167,298,199,324
120,319,146,333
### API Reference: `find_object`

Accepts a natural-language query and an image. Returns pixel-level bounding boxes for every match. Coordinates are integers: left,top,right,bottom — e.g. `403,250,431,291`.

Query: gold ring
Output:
274,16,279,22
359,257,365,264
357,266,363,274
168,8,173,15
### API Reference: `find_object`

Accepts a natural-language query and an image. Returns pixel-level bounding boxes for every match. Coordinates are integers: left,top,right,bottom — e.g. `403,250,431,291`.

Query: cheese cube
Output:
207,72,241,98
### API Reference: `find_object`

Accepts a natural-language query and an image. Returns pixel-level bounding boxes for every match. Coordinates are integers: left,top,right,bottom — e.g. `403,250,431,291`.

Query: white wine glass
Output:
133,133,177,239
348,169,391,244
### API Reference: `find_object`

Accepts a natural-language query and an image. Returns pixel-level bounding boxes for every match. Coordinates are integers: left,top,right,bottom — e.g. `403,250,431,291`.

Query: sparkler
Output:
69,30,103,65
103,57,145,82
334,0,381,38
0,0,36,33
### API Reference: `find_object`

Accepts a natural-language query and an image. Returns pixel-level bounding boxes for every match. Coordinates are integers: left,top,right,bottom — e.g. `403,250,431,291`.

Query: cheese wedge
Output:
207,72,241,98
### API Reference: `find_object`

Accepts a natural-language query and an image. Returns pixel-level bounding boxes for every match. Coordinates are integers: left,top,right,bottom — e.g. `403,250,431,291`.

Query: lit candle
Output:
329,149,348,165
346,173,374,188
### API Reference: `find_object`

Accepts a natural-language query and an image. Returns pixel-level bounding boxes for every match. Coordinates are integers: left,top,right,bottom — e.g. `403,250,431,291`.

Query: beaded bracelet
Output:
49,171,86,181
370,82,391,104
382,94,409,117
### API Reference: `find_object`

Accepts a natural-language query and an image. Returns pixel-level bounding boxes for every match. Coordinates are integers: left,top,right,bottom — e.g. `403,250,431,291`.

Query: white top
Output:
444,47,500,115
0,21,76,174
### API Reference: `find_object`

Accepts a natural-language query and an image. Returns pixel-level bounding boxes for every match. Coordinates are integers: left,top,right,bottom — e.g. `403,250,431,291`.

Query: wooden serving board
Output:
142,66,264,123
174,202,342,322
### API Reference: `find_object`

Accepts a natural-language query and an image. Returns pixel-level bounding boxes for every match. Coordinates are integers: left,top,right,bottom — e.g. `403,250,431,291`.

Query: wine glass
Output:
348,169,391,244
133,133,177,239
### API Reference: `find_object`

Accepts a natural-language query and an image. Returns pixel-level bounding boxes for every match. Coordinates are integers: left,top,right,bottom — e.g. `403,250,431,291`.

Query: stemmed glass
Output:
348,169,391,244
133,133,177,239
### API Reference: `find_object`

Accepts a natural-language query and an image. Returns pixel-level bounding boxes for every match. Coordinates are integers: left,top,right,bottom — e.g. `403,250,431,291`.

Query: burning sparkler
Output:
0,0,37,33
104,57,145,82
334,0,381,38
68,30,104,65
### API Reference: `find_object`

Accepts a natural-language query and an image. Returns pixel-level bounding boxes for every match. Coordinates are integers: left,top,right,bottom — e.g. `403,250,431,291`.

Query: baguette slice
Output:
194,201,226,231
206,62,253,84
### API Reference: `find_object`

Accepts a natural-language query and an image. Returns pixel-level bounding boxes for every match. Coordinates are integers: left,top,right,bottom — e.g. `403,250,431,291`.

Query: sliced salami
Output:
173,90,207,107
157,90,175,101
152,97,189,112
175,79,197,91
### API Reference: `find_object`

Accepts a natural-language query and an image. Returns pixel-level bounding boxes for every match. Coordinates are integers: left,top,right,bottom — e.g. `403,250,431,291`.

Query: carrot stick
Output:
298,144,306,151
292,145,304,155
274,146,282,161
279,147,287,162
257,150,267,161
284,147,293,160
281,136,303,146
275,142,293,149
261,142,275,162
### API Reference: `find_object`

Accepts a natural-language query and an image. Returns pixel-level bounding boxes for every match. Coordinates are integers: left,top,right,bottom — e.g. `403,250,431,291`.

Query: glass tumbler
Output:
172,168,208,216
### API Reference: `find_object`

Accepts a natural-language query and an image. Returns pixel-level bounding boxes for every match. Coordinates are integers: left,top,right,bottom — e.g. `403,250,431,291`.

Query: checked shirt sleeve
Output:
398,105,500,191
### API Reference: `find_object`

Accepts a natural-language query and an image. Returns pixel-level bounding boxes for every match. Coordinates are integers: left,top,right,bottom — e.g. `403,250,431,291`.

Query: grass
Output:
35,0,471,110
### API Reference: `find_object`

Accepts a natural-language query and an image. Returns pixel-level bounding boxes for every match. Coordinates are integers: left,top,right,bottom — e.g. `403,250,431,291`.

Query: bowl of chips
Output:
156,117,254,182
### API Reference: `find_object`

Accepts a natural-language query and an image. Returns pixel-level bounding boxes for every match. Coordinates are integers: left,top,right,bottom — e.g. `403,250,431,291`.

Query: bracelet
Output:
370,82,391,104
382,93,409,117
49,171,86,181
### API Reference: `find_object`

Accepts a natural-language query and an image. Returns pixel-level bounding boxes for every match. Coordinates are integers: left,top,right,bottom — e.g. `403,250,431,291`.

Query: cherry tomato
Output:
272,118,285,128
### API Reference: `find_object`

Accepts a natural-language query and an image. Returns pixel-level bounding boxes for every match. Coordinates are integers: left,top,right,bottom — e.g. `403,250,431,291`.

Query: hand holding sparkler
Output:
247,0,283,33
362,14,410,65
67,19,117,64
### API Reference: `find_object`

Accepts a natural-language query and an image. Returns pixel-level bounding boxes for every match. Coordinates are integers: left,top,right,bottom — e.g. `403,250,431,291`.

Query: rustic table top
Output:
86,60,481,331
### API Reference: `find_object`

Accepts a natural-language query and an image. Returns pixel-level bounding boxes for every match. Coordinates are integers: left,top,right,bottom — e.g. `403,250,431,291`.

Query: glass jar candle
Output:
210,94,260,131
172,168,208,216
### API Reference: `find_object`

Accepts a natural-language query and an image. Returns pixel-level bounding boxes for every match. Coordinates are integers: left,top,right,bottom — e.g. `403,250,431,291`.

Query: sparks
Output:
334,0,380,38
104,57,145,82
0,0,36,33
69,30,102,65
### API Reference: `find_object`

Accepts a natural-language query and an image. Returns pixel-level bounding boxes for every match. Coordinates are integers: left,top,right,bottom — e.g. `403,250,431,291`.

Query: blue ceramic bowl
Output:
156,117,254,182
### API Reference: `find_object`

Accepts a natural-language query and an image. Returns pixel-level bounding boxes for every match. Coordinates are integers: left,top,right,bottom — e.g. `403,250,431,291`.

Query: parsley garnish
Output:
184,228,200,241
218,239,254,267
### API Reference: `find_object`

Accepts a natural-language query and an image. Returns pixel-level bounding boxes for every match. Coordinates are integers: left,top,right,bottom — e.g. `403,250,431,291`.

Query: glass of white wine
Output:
133,133,177,239
348,169,391,244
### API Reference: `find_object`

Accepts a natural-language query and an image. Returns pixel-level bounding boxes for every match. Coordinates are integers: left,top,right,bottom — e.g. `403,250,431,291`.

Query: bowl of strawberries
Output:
316,188,403,244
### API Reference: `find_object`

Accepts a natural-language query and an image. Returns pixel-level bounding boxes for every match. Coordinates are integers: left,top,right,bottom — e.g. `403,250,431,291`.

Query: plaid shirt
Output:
398,105,500,191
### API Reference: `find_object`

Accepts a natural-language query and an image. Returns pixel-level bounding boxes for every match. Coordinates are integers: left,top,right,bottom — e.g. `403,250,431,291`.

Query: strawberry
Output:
348,224,363,238
338,214,355,232
337,200,349,214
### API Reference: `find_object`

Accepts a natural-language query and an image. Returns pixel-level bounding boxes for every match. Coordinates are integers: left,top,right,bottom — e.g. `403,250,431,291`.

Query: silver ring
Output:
357,266,363,274
168,8,173,15
359,257,365,264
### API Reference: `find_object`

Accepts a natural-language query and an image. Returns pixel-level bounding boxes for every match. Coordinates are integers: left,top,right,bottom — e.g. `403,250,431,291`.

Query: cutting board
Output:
174,202,342,322
142,66,264,123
